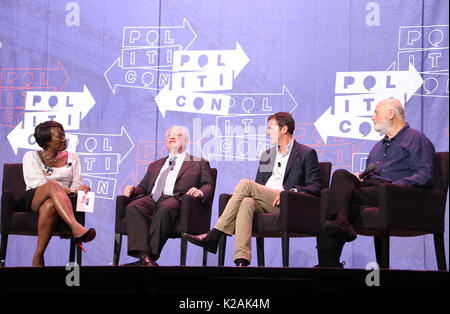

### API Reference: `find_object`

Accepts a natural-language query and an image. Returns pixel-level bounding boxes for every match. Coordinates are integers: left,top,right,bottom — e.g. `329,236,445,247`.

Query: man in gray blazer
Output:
123,125,214,266
183,112,321,266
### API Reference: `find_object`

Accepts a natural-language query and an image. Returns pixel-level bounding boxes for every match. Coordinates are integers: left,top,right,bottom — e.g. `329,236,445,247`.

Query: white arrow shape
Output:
314,107,383,144
25,85,95,119
335,63,423,102
7,121,79,155
333,92,406,116
172,42,249,79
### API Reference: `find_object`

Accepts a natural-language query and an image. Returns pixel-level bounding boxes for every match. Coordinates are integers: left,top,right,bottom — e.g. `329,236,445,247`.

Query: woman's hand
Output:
75,184,91,194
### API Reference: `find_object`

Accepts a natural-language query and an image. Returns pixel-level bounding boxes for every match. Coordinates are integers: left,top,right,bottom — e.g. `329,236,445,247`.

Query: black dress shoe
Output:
182,232,218,254
324,219,357,242
121,255,159,267
234,258,250,267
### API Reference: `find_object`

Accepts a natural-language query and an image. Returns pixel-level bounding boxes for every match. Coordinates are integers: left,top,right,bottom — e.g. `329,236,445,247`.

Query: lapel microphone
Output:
278,162,281,167
66,162,72,167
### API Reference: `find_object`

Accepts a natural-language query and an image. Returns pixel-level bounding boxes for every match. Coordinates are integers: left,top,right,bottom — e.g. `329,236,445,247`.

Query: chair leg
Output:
202,248,208,266
374,236,382,266
434,233,447,271
378,230,390,269
256,237,265,266
281,232,289,267
180,237,187,266
218,234,226,266
113,234,122,266
69,238,76,263
0,233,8,266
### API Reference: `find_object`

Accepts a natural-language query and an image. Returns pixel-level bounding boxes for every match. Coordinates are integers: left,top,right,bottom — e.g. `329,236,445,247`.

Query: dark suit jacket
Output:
134,154,214,203
255,140,321,196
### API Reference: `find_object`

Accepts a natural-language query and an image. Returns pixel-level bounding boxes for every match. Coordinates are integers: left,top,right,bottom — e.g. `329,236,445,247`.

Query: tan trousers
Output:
214,179,280,262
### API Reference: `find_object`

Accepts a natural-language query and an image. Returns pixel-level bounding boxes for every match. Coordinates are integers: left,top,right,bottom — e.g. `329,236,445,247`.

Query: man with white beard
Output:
316,98,436,267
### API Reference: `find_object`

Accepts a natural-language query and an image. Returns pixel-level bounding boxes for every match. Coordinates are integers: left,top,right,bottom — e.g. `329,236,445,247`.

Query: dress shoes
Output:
121,255,159,267
324,219,357,242
182,232,218,254
234,258,250,267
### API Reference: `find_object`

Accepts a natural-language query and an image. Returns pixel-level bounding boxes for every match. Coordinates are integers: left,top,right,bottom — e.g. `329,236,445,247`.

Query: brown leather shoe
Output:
121,255,159,266
182,232,218,254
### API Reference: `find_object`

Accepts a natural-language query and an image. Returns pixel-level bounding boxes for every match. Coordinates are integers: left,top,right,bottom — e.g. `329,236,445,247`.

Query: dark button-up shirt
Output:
366,123,435,187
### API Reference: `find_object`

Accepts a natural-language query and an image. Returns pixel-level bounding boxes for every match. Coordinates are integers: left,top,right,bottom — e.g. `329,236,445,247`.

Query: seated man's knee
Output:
125,202,140,218
235,179,253,193
332,169,352,180
238,197,257,214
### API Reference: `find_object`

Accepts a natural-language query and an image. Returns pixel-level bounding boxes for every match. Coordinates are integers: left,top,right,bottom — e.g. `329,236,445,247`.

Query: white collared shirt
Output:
264,139,294,191
151,151,187,196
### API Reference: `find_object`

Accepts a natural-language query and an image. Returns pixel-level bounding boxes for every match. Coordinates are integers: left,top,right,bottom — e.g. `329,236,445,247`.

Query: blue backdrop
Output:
0,0,448,269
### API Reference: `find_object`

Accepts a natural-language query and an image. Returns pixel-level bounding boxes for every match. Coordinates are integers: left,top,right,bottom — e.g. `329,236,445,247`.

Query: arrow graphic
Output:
25,84,95,119
315,64,424,144
7,120,79,155
0,60,69,91
172,42,249,79
122,18,197,50
104,58,173,93
69,126,134,163
335,63,423,102
225,85,298,115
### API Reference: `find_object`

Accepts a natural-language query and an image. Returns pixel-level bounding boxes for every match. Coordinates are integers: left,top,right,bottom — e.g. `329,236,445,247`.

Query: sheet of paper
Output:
76,191,95,213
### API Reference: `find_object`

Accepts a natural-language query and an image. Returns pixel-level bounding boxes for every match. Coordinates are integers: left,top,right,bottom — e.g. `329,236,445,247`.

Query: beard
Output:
374,119,393,135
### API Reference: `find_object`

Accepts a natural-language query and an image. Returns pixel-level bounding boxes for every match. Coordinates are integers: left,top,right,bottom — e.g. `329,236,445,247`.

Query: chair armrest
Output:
218,193,233,216
115,195,131,232
279,191,321,235
179,194,212,235
379,183,447,233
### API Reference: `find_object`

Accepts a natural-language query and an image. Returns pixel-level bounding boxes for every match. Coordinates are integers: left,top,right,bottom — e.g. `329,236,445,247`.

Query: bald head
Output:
379,98,405,120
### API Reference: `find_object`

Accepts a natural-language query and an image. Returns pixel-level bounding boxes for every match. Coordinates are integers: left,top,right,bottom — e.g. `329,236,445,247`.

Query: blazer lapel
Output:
283,140,299,180
175,154,192,181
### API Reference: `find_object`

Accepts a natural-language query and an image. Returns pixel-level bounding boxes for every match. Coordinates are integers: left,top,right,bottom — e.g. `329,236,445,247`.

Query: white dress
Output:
22,151,84,193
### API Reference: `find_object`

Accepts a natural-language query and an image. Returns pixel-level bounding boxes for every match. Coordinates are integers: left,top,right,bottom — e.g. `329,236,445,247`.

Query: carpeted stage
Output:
0,266,448,309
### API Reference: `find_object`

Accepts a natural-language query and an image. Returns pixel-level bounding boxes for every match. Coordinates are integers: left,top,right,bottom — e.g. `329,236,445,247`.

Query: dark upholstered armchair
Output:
113,168,217,266
1,163,84,266
218,162,331,267
320,152,448,270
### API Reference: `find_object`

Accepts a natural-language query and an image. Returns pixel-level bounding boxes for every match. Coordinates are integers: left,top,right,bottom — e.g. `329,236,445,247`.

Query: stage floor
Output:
0,266,448,309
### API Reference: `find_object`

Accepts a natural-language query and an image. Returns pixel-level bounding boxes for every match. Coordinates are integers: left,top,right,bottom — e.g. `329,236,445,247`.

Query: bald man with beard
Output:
317,98,436,267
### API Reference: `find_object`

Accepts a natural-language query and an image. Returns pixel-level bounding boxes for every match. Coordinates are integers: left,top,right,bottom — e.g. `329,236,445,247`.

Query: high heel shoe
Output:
74,228,96,253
